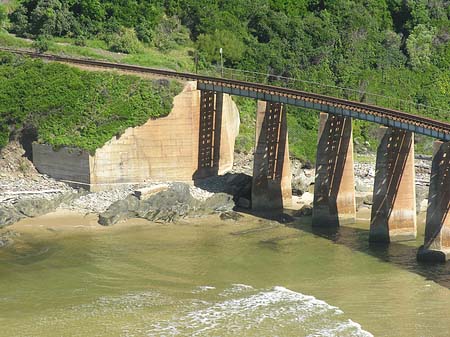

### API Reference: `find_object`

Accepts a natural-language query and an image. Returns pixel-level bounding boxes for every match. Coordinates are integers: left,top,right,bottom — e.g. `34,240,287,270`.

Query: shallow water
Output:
1,213,450,336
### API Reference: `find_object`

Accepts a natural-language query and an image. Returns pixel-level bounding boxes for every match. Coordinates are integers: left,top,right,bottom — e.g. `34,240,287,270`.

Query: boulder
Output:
220,211,243,221
201,193,234,213
291,170,314,196
293,205,313,217
416,185,429,214
355,192,373,210
224,173,252,200
98,197,137,226
15,198,59,217
0,207,24,228
14,192,80,218
237,197,251,209
98,183,236,226
298,192,314,206
355,177,373,192
0,230,20,248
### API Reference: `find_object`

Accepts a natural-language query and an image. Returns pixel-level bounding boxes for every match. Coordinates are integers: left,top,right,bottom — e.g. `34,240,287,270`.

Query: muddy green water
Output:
1,213,450,337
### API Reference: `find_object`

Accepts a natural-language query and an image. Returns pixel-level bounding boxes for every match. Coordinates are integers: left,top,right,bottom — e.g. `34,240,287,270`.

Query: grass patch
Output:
0,31,30,48
234,97,256,154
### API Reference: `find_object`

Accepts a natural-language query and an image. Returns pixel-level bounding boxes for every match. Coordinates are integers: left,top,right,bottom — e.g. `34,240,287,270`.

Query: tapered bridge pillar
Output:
312,113,356,226
194,90,224,179
370,127,416,242
417,141,450,262
252,101,292,210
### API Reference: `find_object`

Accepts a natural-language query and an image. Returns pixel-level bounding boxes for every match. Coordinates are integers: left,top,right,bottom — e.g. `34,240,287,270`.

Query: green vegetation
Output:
0,52,181,152
0,0,449,162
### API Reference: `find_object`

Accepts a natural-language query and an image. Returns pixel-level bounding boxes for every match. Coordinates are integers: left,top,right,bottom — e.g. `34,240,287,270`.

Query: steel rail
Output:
1,47,449,138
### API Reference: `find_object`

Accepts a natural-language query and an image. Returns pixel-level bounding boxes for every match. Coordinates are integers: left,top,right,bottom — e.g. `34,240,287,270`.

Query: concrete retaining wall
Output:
32,143,90,186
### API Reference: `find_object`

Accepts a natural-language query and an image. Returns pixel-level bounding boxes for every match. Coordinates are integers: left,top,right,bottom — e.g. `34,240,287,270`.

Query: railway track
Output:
1,47,449,140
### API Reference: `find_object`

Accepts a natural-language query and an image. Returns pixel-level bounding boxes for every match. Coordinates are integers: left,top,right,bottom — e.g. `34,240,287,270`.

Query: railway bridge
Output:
1,48,449,262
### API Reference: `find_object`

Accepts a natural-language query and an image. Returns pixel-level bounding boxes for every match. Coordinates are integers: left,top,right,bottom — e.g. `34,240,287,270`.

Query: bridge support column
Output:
194,90,223,179
252,101,292,210
370,127,416,242
417,141,450,262
312,113,356,226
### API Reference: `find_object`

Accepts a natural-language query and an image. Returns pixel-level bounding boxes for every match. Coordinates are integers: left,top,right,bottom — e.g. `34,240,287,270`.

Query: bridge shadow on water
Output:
300,221,450,289
242,209,450,290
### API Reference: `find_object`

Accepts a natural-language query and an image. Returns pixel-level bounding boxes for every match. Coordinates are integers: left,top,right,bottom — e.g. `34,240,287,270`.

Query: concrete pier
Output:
417,141,450,262
312,113,356,227
312,113,356,226
252,101,292,210
369,128,416,242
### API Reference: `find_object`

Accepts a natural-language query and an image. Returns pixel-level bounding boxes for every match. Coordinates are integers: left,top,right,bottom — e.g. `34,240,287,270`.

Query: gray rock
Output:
355,177,373,192
98,198,135,226
224,173,252,199
13,192,80,218
291,169,314,196
416,185,429,214
237,197,251,209
0,230,20,248
201,193,234,213
98,183,236,226
0,207,24,228
293,205,313,217
15,198,58,217
292,179,308,196
220,211,243,221
355,192,373,210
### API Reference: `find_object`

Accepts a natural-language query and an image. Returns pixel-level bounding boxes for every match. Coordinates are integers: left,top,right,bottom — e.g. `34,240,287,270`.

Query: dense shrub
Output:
152,16,190,51
106,27,142,54
0,5,7,29
32,35,50,53
0,53,182,152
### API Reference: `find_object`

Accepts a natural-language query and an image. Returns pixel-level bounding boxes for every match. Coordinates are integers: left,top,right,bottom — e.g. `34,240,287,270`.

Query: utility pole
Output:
220,47,223,77
194,50,199,74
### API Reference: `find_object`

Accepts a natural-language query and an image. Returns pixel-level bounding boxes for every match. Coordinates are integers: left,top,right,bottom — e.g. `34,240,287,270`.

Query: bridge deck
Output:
1,47,449,141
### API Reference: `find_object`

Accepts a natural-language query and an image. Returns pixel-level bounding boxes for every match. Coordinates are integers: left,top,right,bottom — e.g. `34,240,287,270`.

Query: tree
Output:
153,16,190,51
32,35,50,53
406,24,436,69
107,27,142,54
0,5,7,29
197,30,245,65
29,0,79,37
9,5,29,37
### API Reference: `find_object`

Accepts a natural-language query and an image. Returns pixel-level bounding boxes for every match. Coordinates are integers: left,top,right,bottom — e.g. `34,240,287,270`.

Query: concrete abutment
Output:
33,82,240,191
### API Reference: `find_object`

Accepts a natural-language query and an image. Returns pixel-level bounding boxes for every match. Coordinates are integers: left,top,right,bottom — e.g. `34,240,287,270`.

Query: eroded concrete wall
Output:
90,81,201,186
90,82,239,189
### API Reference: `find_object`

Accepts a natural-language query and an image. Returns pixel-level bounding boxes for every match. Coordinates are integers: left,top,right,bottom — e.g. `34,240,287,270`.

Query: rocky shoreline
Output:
0,145,434,237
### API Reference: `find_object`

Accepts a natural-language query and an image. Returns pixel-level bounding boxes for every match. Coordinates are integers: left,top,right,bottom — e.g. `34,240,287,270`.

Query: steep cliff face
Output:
33,81,240,190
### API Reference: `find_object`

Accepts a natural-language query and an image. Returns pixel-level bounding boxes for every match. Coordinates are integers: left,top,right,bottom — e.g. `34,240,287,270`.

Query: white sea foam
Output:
192,285,216,293
144,285,374,337
218,283,254,296
33,285,373,337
